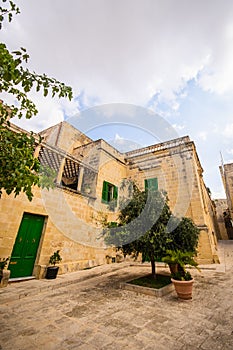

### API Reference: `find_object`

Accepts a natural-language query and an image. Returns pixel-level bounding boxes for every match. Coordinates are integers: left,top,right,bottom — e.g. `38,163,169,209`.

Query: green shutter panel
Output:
113,185,118,200
109,221,118,227
102,181,108,203
150,178,158,190
145,178,158,191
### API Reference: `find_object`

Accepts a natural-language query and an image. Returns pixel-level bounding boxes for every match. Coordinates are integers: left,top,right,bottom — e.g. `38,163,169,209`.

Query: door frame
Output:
10,212,47,278
31,213,48,276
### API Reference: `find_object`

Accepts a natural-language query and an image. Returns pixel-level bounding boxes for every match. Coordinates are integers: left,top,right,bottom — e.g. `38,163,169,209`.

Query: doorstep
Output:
9,276,36,283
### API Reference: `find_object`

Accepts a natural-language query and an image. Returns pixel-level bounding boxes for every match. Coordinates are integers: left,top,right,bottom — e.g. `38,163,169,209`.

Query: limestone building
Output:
0,121,219,279
214,199,228,239
219,162,233,238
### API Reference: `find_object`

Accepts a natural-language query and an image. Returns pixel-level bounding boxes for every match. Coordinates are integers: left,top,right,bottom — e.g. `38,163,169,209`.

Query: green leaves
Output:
49,250,62,266
0,125,59,200
0,42,73,122
104,186,173,260
0,126,40,201
162,250,200,280
0,1,74,200
104,185,200,277
0,0,20,29
169,217,200,253
39,165,57,190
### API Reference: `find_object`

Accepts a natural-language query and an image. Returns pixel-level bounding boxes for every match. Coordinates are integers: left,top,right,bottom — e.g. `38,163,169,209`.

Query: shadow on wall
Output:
223,210,233,239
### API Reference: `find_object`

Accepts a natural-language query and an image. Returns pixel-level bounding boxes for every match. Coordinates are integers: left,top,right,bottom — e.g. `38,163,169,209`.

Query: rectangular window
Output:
102,181,118,204
144,178,158,191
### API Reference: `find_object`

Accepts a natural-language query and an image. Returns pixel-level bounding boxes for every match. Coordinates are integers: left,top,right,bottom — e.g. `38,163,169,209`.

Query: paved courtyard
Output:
1,241,233,350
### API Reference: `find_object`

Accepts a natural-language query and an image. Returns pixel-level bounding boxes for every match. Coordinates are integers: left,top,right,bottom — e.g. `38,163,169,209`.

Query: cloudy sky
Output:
2,0,233,198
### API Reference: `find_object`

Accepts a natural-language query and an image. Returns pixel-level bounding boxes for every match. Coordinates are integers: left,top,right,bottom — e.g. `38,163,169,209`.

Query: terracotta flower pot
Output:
171,278,194,300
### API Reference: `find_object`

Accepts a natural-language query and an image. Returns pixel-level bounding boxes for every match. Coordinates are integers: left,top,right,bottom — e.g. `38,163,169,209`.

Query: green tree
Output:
104,185,173,278
0,0,73,200
168,216,200,254
162,217,200,279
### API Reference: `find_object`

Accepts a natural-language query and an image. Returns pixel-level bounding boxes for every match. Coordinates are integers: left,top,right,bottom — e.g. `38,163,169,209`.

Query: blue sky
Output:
2,0,233,198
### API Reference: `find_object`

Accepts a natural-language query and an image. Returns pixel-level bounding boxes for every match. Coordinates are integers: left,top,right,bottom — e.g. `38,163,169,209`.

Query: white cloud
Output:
172,124,185,131
11,98,63,132
223,123,233,138
3,0,233,114
114,133,124,144
2,0,233,199
109,133,141,152
4,88,80,133
226,148,233,155
197,131,207,141
211,189,226,199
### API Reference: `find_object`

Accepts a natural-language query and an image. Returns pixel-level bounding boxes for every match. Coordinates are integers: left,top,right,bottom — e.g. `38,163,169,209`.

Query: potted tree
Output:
162,250,200,300
45,250,62,279
166,217,200,273
0,257,10,288
104,187,173,279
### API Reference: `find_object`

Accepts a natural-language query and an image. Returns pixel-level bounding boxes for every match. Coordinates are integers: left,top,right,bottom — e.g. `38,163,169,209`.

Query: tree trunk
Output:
151,257,156,279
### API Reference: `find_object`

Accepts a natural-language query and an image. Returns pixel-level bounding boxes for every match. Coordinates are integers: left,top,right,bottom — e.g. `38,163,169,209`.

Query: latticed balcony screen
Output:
38,146,80,189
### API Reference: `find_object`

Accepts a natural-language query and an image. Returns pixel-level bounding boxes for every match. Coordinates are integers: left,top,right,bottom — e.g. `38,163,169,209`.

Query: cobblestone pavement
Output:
1,241,233,350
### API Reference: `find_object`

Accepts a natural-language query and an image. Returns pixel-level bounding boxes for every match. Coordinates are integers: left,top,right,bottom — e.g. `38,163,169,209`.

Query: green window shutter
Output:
102,181,108,203
151,178,158,190
102,181,118,204
109,221,118,227
145,178,158,191
113,185,118,200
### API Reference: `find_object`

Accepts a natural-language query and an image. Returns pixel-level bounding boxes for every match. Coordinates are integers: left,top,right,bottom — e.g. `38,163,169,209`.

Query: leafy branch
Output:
0,1,74,200
0,0,20,29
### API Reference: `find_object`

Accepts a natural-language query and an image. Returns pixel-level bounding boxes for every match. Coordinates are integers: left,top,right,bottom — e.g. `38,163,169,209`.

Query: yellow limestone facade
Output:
214,199,229,240
220,163,233,219
0,122,220,279
219,163,233,239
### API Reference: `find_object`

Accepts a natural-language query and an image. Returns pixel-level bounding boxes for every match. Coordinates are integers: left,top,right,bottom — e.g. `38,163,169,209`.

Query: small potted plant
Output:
162,250,200,300
45,250,62,279
0,257,10,288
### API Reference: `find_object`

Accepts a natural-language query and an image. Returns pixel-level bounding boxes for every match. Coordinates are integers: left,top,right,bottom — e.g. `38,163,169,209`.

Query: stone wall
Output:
40,121,92,153
214,199,229,240
125,139,219,264
220,163,233,219
0,123,221,279
0,185,114,278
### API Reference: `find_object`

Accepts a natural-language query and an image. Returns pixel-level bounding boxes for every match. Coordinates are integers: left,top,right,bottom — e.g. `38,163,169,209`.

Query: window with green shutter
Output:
144,178,158,191
102,181,118,204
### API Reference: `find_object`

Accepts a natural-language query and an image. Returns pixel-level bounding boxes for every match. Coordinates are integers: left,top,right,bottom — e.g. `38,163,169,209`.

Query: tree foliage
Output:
0,128,40,200
168,216,200,254
104,184,200,278
0,0,73,200
104,185,173,278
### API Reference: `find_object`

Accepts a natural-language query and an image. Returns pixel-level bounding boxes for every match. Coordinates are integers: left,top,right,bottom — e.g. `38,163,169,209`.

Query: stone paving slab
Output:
0,262,130,304
0,241,233,349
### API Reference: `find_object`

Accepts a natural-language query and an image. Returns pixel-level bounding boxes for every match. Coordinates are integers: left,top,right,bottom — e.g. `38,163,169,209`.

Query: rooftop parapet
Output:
125,136,191,159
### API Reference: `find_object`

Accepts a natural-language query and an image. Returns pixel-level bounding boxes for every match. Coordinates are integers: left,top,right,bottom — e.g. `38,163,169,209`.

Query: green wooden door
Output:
9,213,45,278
